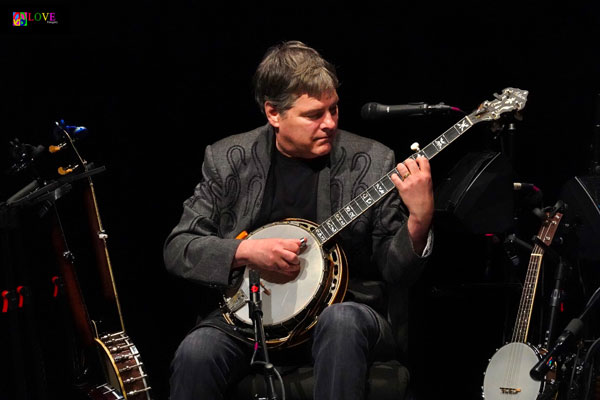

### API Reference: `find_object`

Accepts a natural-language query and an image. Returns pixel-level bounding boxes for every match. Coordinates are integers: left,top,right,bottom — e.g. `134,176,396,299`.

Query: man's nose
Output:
321,111,337,130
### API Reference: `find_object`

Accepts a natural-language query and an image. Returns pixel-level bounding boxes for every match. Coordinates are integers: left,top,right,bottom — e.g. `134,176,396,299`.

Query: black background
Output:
2,1,600,399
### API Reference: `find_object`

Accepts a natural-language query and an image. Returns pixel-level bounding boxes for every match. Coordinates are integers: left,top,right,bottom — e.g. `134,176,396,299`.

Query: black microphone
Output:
530,318,584,381
360,102,461,119
249,269,262,321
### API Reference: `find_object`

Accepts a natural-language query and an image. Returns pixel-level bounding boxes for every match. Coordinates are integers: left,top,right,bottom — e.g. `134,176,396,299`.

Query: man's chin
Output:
312,142,333,157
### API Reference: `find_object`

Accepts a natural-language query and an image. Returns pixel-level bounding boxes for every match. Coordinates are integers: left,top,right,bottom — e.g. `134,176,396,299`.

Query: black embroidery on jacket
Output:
244,142,266,219
220,145,246,234
351,152,371,198
330,146,346,212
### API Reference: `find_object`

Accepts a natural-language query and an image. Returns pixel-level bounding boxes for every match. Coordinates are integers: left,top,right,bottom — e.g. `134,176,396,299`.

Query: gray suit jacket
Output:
164,124,429,352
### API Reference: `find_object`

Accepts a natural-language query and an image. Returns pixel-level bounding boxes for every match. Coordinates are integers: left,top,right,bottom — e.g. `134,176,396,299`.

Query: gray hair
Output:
253,41,339,115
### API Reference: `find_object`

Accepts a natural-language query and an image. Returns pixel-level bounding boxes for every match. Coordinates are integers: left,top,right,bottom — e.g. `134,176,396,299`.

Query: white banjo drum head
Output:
483,342,543,399
233,222,325,327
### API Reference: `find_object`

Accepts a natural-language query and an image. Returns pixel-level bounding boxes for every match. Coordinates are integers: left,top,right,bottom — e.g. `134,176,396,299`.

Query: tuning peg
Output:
58,165,79,175
49,143,67,153
410,142,421,152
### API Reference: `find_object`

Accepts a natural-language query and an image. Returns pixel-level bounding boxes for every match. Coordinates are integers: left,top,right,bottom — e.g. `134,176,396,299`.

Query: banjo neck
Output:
313,115,476,245
313,115,475,244
511,212,563,344
312,87,528,245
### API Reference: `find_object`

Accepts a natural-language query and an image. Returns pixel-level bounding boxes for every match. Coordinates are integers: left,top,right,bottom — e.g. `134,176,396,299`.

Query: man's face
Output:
267,91,339,159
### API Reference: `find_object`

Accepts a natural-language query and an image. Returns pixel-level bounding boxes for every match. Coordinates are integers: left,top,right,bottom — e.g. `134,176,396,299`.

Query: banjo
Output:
51,122,153,399
222,87,529,348
483,210,563,399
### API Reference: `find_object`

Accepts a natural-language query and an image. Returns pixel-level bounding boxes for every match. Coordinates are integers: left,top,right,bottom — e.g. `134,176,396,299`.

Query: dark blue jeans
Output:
170,302,395,400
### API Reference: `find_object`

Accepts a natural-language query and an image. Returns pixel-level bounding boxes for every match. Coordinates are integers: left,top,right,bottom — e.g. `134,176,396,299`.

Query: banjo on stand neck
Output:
222,88,529,349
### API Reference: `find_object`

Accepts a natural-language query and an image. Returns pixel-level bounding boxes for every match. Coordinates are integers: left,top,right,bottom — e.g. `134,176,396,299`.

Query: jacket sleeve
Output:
163,144,242,288
370,149,431,286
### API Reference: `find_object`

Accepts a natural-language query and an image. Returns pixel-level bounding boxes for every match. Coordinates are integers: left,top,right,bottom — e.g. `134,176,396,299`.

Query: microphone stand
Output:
544,256,570,349
530,284,600,381
248,269,278,400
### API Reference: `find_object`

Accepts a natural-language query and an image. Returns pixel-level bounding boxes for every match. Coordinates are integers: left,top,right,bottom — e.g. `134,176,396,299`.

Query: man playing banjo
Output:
164,40,434,399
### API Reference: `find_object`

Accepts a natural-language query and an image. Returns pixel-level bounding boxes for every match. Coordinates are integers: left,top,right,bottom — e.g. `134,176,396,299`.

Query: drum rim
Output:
234,220,328,326
95,337,127,396
95,333,152,400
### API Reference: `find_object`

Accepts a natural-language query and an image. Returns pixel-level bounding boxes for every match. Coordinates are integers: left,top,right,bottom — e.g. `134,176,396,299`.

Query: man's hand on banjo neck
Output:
390,156,434,255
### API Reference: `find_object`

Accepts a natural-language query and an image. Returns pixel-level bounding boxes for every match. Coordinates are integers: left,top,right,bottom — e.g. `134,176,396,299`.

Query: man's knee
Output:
173,327,234,369
316,302,377,338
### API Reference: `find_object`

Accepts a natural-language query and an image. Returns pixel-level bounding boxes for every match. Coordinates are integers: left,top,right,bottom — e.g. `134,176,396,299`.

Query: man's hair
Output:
253,41,339,115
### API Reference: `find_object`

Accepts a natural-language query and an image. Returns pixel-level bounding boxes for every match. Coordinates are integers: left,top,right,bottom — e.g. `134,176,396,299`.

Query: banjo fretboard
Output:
313,116,474,244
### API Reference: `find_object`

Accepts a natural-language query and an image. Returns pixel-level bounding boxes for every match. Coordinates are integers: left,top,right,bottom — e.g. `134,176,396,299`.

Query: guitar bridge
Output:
225,290,248,313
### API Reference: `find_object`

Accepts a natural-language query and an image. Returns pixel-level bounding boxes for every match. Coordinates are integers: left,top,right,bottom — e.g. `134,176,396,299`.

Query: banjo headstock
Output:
469,87,528,123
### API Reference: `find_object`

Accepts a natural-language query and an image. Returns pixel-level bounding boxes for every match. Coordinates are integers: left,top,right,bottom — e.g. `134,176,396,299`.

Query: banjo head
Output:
232,221,327,327
483,342,543,399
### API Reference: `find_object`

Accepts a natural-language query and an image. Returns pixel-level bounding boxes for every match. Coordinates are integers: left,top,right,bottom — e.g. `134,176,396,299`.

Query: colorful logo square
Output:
13,12,27,27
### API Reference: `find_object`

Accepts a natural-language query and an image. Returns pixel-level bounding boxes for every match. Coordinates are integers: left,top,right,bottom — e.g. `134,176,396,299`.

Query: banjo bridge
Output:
499,387,522,394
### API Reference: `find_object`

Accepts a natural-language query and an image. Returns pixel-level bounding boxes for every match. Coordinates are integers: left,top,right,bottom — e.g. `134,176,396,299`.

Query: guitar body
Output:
223,219,348,348
483,342,544,399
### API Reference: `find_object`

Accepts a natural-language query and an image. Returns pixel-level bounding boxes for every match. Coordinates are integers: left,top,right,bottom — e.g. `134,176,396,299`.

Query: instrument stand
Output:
1,165,109,399
248,270,279,400
529,202,568,348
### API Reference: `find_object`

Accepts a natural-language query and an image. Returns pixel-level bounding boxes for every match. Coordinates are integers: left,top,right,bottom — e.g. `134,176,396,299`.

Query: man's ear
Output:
264,102,281,128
